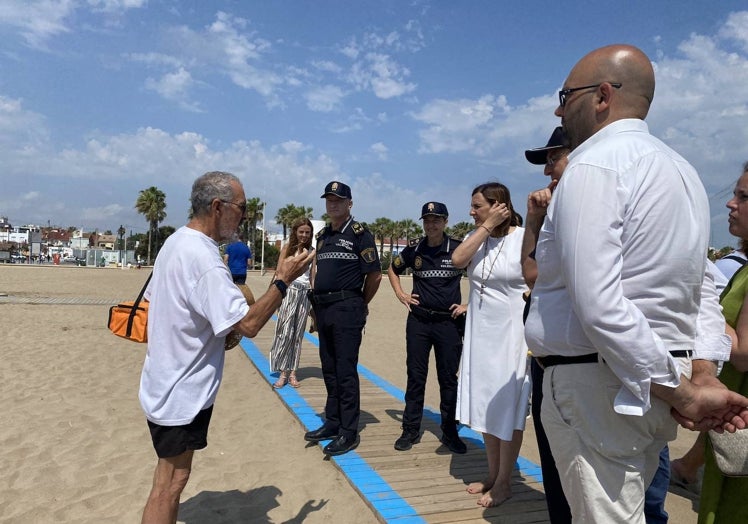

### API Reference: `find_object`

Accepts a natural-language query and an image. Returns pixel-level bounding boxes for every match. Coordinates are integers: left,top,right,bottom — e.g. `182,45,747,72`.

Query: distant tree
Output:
370,217,393,259
446,221,474,240
275,204,313,239
135,186,167,265
400,218,421,245
156,225,176,251
245,197,264,247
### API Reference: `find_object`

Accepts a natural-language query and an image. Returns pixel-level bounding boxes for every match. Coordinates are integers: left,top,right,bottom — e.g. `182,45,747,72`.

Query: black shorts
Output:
147,405,214,458
232,274,247,284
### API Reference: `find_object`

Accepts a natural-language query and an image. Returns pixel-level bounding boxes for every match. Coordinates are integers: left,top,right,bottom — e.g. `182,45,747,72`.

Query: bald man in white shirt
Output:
524,44,748,523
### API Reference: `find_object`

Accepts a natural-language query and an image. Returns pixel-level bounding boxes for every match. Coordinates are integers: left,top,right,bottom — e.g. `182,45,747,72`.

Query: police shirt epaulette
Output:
316,227,328,239
409,237,422,247
351,221,365,235
449,235,462,243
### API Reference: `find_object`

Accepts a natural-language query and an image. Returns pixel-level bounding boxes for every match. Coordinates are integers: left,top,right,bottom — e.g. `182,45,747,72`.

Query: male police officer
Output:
304,181,381,456
388,202,467,453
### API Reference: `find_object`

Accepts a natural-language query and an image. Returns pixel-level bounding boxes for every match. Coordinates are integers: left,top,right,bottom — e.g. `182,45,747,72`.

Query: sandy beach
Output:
0,265,700,523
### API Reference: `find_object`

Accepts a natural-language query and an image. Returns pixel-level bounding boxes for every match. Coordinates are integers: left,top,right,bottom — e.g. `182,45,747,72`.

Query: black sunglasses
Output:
220,200,247,215
558,82,622,107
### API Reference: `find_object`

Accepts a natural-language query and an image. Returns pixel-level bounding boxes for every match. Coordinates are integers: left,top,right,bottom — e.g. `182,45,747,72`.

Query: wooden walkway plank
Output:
240,324,550,524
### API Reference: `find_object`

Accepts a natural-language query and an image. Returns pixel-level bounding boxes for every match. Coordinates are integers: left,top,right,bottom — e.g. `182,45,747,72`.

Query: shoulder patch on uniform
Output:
360,247,377,263
409,237,422,247
393,254,404,268
316,227,327,239
351,221,365,235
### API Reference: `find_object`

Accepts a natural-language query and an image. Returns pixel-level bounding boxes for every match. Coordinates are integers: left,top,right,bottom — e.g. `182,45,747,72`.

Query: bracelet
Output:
480,225,492,234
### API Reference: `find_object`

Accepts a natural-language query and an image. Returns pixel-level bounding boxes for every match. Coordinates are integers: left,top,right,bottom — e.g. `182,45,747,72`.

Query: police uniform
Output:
390,202,464,446
311,184,380,447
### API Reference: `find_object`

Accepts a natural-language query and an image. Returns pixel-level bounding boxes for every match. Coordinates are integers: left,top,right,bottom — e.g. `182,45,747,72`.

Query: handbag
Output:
107,273,151,343
709,428,748,476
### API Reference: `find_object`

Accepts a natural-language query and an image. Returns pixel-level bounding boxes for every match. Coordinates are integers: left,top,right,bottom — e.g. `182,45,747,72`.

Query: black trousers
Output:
531,358,572,524
314,296,366,439
402,312,462,433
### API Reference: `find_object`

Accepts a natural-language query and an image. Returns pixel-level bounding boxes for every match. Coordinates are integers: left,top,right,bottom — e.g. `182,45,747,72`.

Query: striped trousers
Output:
269,282,311,372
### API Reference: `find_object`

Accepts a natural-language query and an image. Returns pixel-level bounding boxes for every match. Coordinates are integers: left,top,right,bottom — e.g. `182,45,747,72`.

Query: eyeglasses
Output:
558,82,622,107
546,151,568,166
220,200,247,215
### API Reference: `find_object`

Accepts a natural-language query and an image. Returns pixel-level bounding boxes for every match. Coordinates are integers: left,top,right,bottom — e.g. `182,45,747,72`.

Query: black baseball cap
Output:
420,201,448,219
524,127,568,165
320,181,352,199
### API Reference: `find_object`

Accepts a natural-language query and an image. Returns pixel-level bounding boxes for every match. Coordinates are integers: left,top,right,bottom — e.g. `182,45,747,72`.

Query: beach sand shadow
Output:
179,486,328,523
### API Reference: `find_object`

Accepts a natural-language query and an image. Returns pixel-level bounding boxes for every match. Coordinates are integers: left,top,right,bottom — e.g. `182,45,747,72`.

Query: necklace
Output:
479,235,505,308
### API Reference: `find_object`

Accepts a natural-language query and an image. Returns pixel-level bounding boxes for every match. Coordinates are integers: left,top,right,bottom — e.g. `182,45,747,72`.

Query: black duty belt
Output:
411,305,454,321
535,350,693,370
312,289,362,305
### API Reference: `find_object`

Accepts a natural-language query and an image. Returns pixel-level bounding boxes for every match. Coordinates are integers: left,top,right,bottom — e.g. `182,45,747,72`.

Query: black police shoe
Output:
440,432,467,454
304,425,338,442
394,428,421,451
323,434,360,456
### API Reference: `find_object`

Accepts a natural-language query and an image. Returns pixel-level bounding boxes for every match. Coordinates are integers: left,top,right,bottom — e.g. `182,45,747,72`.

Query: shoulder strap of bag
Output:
722,254,748,266
126,272,152,337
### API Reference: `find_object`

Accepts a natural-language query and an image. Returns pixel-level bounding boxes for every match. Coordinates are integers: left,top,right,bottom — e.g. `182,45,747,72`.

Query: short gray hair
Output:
190,171,241,217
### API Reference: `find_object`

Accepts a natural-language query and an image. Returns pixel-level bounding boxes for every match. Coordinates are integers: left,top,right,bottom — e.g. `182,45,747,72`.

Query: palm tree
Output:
370,217,392,259
447,221,474,240
400,218,421,245
275,204,313,239
135,186,167,264
245,197,263,246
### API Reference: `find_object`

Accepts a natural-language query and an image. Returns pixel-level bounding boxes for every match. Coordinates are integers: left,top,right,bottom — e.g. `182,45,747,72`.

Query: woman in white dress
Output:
270,218,313,388
452,182,530,508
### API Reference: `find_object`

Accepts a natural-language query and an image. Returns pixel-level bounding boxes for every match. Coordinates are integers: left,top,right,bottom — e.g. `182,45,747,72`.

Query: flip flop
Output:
289,374,301,388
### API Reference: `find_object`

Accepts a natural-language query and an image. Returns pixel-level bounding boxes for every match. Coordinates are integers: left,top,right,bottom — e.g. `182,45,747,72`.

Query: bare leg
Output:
142,450,194,524
479,430,523,508
467,432,501,495
671,431,706,483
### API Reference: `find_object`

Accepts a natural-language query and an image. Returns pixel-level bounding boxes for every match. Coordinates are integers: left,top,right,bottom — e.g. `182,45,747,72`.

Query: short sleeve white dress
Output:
456,227,531,440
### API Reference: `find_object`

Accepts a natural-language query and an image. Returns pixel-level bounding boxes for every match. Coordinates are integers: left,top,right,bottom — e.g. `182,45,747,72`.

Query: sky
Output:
1,1,747,248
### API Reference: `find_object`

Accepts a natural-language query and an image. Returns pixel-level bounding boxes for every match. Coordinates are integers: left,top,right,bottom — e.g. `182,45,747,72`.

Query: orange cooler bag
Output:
108,273,151,343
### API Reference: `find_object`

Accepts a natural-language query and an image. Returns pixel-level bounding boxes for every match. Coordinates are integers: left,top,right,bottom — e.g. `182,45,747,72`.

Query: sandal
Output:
273,372,288,389
289,373,300,388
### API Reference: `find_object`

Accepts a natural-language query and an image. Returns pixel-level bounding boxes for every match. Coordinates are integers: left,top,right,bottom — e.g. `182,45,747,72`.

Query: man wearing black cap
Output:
387,202,467,453
304,181,381,456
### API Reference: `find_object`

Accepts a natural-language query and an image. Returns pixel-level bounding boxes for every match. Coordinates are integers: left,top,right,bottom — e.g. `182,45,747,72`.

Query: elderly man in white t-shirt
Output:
139,171,314,524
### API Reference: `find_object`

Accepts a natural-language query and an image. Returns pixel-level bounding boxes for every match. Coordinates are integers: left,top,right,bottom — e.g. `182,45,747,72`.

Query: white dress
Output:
456,227,531,440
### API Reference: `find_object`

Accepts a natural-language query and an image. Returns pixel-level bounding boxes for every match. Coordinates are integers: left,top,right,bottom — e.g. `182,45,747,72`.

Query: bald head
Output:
575,44,654,117
557,44,655,148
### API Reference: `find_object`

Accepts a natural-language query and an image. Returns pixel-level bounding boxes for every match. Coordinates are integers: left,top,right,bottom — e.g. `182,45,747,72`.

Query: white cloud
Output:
0,0,76,48
87,0,147,13
718,11,748,52
305,84,345,112
124,52,183,68
144,67,202,112
370,142,388,161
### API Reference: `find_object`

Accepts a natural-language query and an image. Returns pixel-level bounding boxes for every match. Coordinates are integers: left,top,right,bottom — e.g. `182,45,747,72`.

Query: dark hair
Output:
471,182,523,235
284,217,314,257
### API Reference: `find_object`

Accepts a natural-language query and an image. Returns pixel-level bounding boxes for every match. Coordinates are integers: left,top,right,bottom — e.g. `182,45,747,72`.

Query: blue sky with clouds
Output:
1,1,747,248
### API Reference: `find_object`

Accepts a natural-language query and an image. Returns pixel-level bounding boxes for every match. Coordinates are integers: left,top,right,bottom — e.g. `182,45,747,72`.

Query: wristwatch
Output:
273,279,288,298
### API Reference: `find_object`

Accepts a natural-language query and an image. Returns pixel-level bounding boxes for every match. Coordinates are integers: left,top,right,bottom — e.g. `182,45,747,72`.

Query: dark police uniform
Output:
391,231,464,438
313,216,380,441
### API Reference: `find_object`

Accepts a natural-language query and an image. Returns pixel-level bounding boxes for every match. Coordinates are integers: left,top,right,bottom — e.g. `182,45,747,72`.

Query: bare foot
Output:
466,479,492,494
477,484,512,507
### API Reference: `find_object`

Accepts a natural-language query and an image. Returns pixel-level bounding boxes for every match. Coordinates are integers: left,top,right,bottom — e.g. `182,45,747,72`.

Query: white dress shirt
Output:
525,119,711,415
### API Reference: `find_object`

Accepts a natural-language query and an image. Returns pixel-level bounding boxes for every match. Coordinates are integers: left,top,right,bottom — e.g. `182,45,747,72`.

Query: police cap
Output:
420,201,448,219
320,181,352,199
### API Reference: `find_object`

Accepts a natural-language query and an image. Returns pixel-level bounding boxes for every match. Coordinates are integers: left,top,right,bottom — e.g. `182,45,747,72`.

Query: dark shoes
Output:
394,428,421,451
323,434,360,456
304,425,338,442
440,431,467,454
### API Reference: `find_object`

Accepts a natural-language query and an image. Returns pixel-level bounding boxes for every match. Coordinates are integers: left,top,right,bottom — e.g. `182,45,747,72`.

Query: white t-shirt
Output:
139,226,250,425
